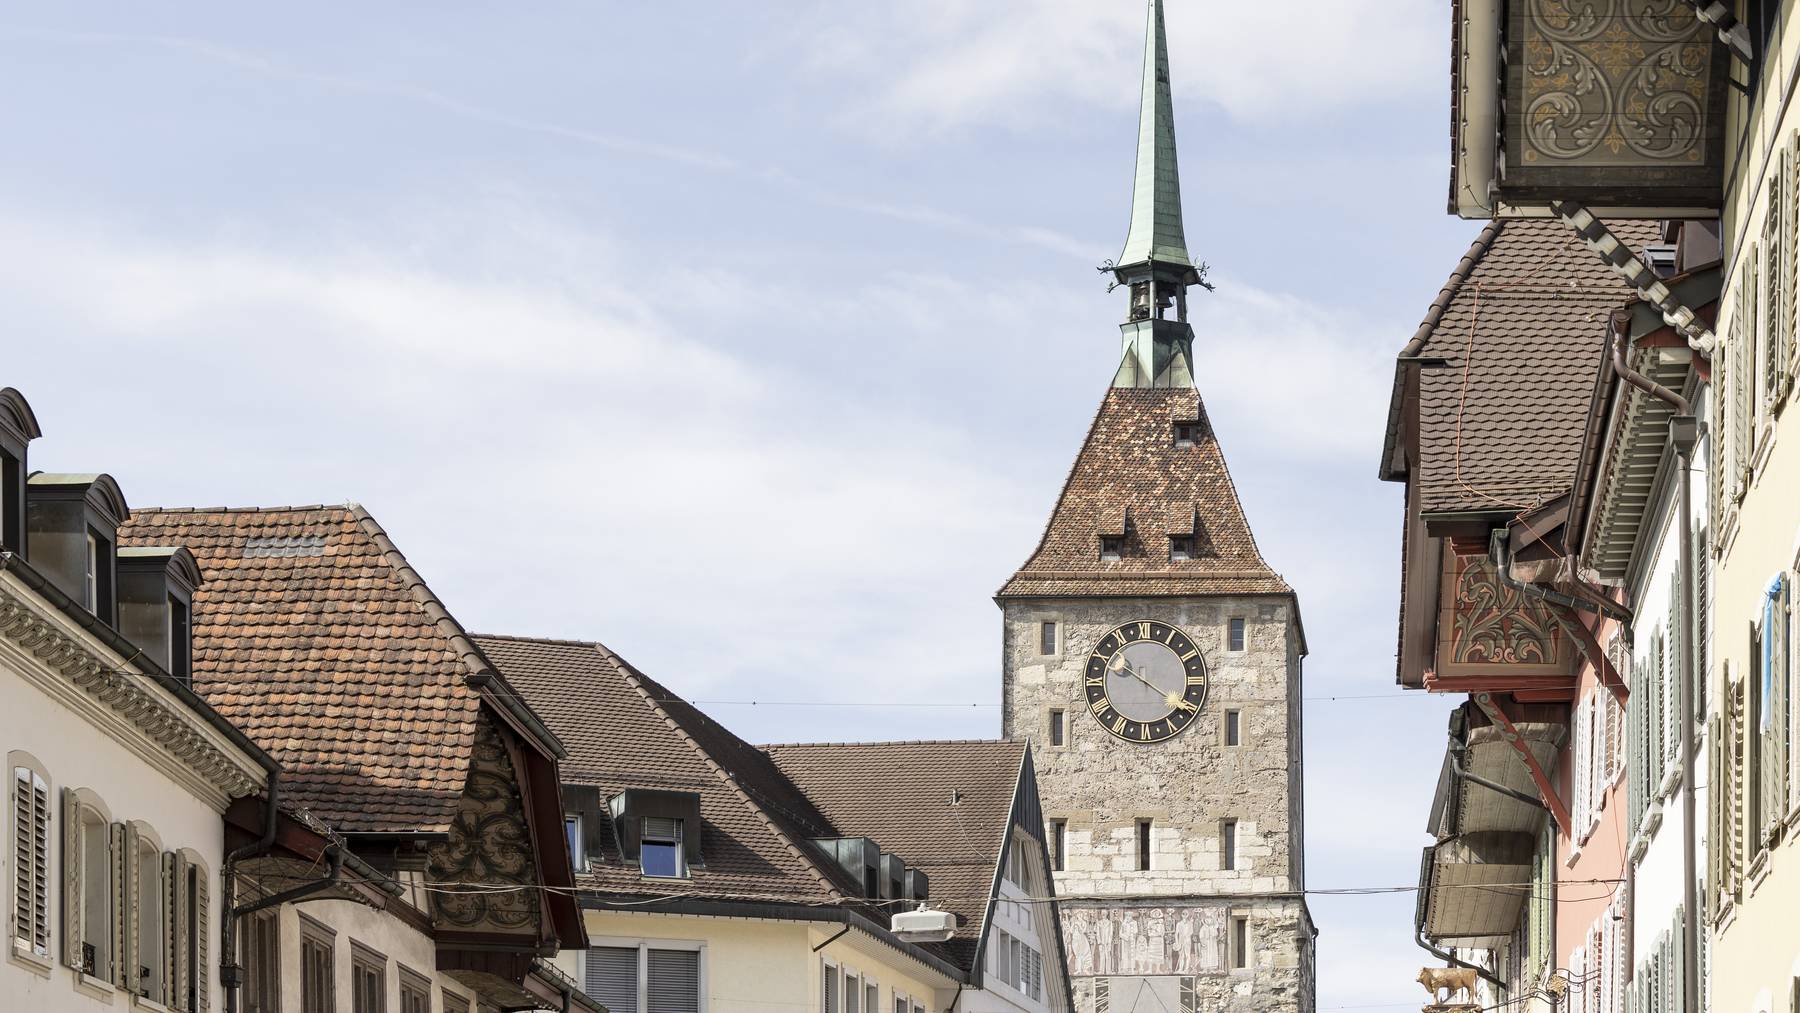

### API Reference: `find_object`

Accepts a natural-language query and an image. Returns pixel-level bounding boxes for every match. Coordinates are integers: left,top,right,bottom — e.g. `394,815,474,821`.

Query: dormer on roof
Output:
116,546,201,684
0,388,42,556
27,473,129,625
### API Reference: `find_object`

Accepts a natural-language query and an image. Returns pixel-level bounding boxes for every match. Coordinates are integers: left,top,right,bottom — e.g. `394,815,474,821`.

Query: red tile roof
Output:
118,505,490,834
763,739,1028,971
1396,218,1660,515
999,386,1289,598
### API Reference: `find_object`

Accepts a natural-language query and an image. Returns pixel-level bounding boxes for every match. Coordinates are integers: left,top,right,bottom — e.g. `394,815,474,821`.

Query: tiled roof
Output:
999,386,1288,598
1403,218,1659,515
763,739,1027,972
471,635,848,906
118,505,488,834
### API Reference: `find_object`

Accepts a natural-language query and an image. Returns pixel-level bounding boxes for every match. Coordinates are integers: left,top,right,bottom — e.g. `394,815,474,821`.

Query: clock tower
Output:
996,3,1315,1011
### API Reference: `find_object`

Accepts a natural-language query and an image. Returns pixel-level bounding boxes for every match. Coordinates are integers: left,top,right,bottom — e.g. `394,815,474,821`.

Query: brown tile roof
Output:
763,739,1028,972
471,634,849,907
1399,218,1659,515
117,505,493,834
999,386,1290,598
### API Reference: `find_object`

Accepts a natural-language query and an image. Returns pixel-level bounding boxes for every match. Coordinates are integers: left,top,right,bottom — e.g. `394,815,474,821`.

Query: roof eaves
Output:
345,504,567,761
1380,220,1505,483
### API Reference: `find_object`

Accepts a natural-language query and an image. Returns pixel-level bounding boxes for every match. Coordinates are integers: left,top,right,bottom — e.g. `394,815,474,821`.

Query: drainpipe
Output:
1488,528,1632,626
220,769,280,1013
1414,927,1506,994
1449,736,1549,811
1609,309,1701,1013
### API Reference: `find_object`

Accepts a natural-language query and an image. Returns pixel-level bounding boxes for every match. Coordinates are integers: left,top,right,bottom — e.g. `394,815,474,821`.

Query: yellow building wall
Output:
549,909,961,1013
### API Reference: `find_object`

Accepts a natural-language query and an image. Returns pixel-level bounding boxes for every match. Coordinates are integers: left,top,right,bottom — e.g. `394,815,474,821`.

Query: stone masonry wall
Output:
1002,595,1314,1012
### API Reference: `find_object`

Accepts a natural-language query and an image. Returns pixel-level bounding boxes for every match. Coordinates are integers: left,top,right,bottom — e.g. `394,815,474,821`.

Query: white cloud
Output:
782,0,1443,135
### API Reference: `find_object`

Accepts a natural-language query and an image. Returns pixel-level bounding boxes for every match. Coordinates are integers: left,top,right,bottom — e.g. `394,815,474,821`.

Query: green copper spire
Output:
1110,0,1197,390
1117,0,1191,272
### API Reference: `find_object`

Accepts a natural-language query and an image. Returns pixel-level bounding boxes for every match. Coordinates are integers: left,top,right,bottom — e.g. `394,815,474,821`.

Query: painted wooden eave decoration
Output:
1427,550,1579,697
1449,0,1727,219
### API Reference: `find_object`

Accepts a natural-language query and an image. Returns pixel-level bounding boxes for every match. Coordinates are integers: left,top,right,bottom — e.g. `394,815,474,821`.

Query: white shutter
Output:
12,766,50,958
823,961,839,1013
110,823,128,989
646,949,699,1013
585,946,639,1013
194,866,208,1013
168,853,187,1011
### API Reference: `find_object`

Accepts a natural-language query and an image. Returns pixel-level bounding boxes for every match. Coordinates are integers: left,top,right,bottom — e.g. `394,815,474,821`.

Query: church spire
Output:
1110,0,1200,390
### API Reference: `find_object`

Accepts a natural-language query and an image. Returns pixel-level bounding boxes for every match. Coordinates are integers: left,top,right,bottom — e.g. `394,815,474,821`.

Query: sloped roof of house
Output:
1382,218,1660,515
999,386,1289,599
763,739,1028,972
118,504,554,835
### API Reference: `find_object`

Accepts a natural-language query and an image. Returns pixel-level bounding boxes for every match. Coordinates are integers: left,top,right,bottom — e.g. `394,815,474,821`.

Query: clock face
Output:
1084,620,1208,743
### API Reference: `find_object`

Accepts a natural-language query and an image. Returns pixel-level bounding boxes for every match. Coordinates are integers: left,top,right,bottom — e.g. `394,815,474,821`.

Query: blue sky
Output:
2,3,1480,1008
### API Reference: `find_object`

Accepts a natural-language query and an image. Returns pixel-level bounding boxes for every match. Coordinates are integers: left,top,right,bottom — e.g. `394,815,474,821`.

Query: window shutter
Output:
584,946,639,1013
12,767,52,958
194,867,208,1013
646,949,700,1013
1629,648,1645,832
1731,675,1747,898
167,853,187,1011
1670,574,1685,771
1697,544,1710,717
61,789,81,969
823,962,838,1013
122,824,139,994
110,823,128,988
1711,352,1727,543
1706,712,1722,920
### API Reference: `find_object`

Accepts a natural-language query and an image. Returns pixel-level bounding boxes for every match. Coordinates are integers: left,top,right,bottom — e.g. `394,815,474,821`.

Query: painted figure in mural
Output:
1096,911,1116,975
1145,908,1168,973
1070,920,1093,976
1172,909,1194,973
1119,910,1139,974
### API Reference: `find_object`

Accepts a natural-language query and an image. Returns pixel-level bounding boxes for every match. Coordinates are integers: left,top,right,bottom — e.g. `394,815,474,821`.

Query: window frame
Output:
1049,819,1066,873
1221,818,1239,872
299,916,337,1013
1047,708,1065,748
1135,818,1152,872
1229,913,1251,971
1098,536,1124,561
398,965,431,1013
130,824,168,1003
241,905,281,1013
1169,534,1195,561
565,813,585,873
1224,709,1242,747
73,792,114,983
1227,617,1247,653
639,816,687,880
350,941,387,1013
581,935,705,1013
1038,620,1058,656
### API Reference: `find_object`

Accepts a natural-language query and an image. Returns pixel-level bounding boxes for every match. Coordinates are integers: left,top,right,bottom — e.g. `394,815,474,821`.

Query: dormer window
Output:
27,474,128,626
640,817,686,878
0,388,40,556
1170,535,1195,561
85,529,101,612
118,547,200,685
1173,422,1201,447
1099,536,1124,561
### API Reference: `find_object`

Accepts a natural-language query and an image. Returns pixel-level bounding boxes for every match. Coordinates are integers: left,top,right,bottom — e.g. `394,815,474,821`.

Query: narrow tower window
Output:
1221,819,1238,871
1224,709,1241,747
1228,617,1247,652
1039,621,1057,655
1050,820,1067,872
1048,709,1065,747
1230,915,1249,969
1136,819,1152,871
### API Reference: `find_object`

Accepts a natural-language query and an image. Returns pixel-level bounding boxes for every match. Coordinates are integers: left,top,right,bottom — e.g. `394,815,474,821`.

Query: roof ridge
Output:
129,503,353,516
591,642,847,903
470,631,606,649
762,738,1023,750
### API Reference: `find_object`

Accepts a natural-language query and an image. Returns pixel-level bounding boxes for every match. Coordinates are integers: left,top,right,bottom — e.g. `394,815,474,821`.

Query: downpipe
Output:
221,770,280,1013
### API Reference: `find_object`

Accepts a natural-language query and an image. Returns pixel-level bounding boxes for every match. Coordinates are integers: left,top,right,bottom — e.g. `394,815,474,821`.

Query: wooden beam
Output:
1472,692,1572,834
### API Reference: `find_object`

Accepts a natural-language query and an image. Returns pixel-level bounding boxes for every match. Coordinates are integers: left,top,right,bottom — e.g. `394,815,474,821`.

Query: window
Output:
585,943,699,1013
77,803,111,979
443,994,470,1013
1048,709,1065,747
352,946,386,1013
300,921,335,1013
894,995,908,1013
0,449,20,554
136,840,165,1000
1050,820,1066,872
1099,536,1124,561
1228,617,1246,652
565,814,585,872
182,858,206,1013
864,978,877,1013
85,530,100,613
1230,915,1250,969
1224,709,1241,747
399,968,431,1013
1170,535,1195,561
168,595,192,683
242,908,281,1013
1136,819,1152,871
1173,422,1200,447
640,817,685,878
823,961,839,1013
845,972,861,1013
10,761,50,959
1039,621,1057,655
1222,819,1238,871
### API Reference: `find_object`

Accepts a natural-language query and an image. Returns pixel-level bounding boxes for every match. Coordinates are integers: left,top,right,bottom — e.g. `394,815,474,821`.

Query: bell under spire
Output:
1111,0,1200,389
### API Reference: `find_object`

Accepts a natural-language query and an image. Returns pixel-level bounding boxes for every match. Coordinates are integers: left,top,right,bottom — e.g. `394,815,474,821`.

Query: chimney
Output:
117,547,201,684
25,474,128,625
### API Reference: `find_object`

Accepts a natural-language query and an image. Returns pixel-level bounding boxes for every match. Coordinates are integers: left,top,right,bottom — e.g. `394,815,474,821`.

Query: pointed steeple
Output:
1117,0,1191,272
1110,0,1200,389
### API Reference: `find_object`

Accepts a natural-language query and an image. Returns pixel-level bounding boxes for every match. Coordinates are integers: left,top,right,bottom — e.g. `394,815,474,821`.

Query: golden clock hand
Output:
1108,654,1167,697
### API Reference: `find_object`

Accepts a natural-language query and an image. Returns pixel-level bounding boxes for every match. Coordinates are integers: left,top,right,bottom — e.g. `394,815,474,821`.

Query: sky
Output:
0,3,1482,1009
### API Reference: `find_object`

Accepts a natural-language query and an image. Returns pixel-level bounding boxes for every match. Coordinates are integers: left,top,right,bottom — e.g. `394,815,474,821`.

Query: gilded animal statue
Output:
1417,966,1478,1005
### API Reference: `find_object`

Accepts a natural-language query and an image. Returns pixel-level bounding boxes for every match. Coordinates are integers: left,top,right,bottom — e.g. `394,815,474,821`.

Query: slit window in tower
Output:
1049,709,1065,747
1136,819,1152,871
1221,819,1238,871
1225,709,1241,747
1230,916,1249,970
1051,820,1066,872
1228,617,1247,652
1040,621,1057,655
1170,535,1195,561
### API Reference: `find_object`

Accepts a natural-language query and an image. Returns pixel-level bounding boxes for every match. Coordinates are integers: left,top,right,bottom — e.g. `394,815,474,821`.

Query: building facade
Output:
996,4,1314,1010
480,633,1075,1013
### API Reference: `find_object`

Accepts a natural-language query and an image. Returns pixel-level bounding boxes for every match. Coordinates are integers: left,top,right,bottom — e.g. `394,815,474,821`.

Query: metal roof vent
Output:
890,904,955,943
